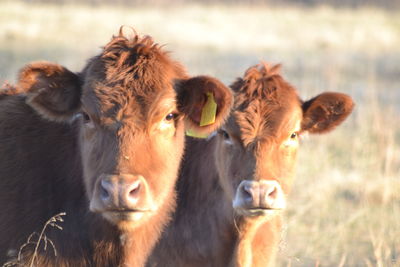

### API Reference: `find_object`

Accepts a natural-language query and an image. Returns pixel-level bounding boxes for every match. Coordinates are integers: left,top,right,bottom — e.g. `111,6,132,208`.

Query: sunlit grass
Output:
0,1,399,266
280,105,400,266
1,0,400,80
1,1,399,52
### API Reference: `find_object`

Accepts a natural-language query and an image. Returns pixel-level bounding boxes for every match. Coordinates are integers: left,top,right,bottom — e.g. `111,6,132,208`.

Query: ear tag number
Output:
185,129,208,139
199,92,217,127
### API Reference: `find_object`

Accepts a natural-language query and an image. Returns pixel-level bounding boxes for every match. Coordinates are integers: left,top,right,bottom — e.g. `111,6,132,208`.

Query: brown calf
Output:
0,29,233,266
147,62,354,267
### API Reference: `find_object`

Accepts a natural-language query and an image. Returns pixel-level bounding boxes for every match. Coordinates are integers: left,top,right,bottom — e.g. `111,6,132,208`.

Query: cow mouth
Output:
103,208,153,214
237,207,283,217
100,209,155,223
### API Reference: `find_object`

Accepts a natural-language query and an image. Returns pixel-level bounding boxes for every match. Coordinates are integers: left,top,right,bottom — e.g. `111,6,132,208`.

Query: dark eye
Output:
81,112,91,123
220,129,230,140
290,132,298,139
165,113,178,122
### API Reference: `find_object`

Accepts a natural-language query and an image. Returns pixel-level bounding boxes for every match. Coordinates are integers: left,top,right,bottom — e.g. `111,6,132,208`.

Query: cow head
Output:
16,29,233,231
214,63,354,218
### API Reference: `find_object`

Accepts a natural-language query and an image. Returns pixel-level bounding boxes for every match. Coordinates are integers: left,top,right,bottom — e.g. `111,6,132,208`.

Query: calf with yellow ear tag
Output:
147,62,354,267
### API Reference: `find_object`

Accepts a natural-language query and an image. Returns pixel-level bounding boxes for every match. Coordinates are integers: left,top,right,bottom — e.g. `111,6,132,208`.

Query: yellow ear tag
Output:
199,92,217,127
185,129,209,139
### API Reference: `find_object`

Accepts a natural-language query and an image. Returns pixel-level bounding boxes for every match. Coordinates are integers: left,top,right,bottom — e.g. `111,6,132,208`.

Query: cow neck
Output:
118,190,176,267
177,136,230,219
231,215,283,267
170,136,235,261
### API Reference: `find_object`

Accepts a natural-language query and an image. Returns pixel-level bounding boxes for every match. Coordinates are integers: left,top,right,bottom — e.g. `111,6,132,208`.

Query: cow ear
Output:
17,61,82,122
301,92,354,134
177,76,233,135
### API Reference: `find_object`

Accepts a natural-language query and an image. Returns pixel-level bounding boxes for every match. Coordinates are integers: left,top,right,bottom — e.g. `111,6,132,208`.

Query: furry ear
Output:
17,61,82,122
177,76,233,135
301,92,354,134
0,82,19,97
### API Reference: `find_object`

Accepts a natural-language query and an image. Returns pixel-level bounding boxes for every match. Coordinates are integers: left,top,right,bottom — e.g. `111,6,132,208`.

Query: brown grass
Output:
2,213,66,267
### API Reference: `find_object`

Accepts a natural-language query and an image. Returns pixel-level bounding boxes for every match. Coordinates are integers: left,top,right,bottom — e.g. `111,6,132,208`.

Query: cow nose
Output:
233,180,286,214
241,182,260,207
259,180,280,209
99,174,142,210
259,181,280,209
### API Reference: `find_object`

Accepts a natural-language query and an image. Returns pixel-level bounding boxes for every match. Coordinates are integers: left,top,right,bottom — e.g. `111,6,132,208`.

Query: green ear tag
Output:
185,129,208,139
199,92,217,127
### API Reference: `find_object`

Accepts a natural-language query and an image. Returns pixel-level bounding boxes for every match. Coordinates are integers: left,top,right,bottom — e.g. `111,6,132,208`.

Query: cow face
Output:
16,31,233,231
214,63,354,218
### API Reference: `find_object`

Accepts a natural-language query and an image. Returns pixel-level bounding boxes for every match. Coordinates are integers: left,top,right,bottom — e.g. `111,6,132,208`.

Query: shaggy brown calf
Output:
147,62,354,267
0,29,232,266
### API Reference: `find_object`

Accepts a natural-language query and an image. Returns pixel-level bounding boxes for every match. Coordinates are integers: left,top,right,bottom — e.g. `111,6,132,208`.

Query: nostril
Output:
128,180,141,198
100,185,109,200
100,180,111,201
242,184,254,202
267,187,277,199
242,183,261,208
259,181,285,209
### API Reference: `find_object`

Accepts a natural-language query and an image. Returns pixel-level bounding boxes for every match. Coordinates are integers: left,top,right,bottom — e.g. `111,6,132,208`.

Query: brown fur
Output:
147,62,354,267
0,28,233,267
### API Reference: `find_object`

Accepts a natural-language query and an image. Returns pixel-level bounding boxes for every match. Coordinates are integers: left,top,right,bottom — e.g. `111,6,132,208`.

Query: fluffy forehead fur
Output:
81,30,187,126
230,62,302,147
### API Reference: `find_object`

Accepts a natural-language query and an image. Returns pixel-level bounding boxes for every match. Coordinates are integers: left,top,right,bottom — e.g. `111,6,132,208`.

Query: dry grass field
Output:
0,1,399,266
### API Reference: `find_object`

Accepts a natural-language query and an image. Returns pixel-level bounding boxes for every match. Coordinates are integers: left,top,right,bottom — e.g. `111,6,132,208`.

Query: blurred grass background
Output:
0,0,399,266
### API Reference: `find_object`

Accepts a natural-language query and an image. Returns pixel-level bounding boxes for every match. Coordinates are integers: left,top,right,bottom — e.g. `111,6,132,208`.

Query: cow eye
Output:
165,113,178,122
81,112,91,123
219,129,230,140
290,132,298,139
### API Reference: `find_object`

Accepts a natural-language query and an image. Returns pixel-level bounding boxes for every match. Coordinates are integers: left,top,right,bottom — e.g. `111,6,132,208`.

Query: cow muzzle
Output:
90,174,155,224
232,180,286,217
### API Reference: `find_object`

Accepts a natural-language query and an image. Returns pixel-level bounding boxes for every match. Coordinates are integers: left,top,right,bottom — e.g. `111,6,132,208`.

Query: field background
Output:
1,0,399,266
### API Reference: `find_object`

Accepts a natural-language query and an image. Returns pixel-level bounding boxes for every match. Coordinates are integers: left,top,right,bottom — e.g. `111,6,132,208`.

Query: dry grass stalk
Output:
2,212,66,267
